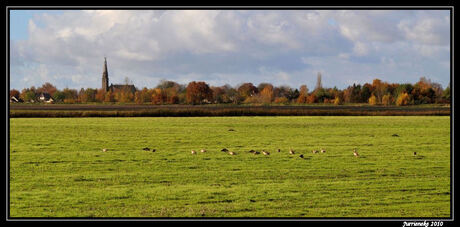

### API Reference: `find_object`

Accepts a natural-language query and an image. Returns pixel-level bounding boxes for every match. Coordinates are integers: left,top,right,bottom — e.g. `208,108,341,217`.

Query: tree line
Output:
10,75,451,106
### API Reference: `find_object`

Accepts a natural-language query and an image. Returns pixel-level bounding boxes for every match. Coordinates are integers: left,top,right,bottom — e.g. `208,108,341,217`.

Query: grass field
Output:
9,116,451,218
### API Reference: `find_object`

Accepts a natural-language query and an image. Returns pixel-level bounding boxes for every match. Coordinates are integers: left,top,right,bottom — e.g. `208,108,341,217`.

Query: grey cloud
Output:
10,10,451,90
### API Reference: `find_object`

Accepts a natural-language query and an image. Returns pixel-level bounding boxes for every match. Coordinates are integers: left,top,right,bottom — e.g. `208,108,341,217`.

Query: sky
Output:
9,9,451,90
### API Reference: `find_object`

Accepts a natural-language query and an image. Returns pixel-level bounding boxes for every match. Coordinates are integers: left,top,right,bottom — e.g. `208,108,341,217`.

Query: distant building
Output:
39,93,54,103
10,96,23,103
102,58,136,93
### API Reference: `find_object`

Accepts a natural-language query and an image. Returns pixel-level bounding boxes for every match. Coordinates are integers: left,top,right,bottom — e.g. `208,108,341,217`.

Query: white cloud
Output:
398,11,450,46
10,10,451,90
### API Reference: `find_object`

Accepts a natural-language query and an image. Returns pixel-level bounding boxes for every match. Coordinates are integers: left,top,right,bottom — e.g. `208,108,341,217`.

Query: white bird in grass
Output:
353,148,359,157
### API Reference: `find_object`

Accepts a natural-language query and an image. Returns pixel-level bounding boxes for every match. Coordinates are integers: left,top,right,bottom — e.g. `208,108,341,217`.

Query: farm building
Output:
39,93,54,103
9,96,23,103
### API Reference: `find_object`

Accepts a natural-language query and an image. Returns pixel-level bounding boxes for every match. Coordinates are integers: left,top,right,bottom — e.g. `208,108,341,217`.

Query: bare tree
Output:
315,72,323,91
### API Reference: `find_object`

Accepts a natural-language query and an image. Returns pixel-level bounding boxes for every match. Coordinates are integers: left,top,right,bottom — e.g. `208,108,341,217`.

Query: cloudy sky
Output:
9,9,451,90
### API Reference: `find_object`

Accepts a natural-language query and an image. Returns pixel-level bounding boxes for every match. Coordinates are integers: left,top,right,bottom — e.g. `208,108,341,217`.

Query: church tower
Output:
102,57,109,92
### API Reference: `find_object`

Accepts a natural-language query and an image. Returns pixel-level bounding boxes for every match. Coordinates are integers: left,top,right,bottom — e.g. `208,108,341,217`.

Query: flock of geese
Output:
102,147,365,158
101,147,421,158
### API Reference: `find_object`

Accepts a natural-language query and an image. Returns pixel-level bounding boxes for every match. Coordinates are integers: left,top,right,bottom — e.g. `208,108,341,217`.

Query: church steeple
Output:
102,57,109,92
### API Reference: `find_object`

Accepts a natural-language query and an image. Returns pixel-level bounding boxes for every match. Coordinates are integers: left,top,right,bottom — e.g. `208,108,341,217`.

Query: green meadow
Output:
9,116,451,218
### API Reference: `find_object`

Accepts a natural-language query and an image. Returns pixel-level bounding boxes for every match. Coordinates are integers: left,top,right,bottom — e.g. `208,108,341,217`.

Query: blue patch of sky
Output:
10,10,64,40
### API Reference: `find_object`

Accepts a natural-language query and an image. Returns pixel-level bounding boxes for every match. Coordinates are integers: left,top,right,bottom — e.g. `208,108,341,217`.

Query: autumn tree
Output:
186,81,213,105
20,87,37,102
237,83,258,100
396,92,411,106
333,97,342,105
134,91,144,104
95,89,105,102
368,94,378,105
37,82,57,96
259,84,274,103
314,88,331,103
79,88,97,103
152,88,167,104
55,88,76,103
306,94,316,104
296,85,308,103
371,79,389,103
104,91,115,103
274,97,289,104
10,89,20,99
381,94,392,106
211,86,225,103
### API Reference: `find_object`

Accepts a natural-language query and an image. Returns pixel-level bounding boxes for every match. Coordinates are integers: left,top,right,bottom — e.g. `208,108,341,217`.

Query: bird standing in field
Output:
262,151,270,156
353,148,359,157
320,148,326,153
102,148,108,152
299,154,304,159
229,151,236,155
413,152,417,156
277,149,281,152
249,149,255,153
152,149,156,152
312,150,318,154
191,150,197,155
142,147,150,151
289,149,295,155
201,149,207,153
254,151,260,155
221,148,229,152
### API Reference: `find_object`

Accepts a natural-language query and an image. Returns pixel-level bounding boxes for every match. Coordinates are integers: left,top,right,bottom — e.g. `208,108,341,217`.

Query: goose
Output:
277,149,281,152
299,154,304,159
262,151,270,156
413,152,417,156
320,148,326,153
200,149,207,153
353,149,359,157
253,151,260,155
229,151,236,155
289,149,295,155
102,148,108,152
248,150,256,153
142,147,150,151
221,148,229,152
312,150,318,154
152,149,156,152
191,150,197,155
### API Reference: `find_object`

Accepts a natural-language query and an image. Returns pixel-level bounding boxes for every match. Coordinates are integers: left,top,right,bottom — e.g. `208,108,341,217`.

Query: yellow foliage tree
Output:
333,97,342,105
381,94,392,106
396,92,411,106
368,95,378,105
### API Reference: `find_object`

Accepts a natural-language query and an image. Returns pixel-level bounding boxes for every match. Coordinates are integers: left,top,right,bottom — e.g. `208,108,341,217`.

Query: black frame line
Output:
4,5,455,223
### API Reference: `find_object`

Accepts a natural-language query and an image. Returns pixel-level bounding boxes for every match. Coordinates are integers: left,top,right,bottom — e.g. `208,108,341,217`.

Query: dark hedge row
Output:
9,107,451,118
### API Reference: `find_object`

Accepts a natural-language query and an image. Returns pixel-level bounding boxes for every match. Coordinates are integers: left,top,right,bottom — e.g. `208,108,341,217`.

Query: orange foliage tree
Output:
186,81,213,104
